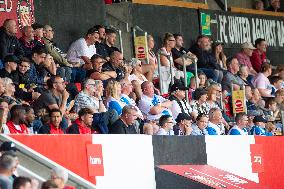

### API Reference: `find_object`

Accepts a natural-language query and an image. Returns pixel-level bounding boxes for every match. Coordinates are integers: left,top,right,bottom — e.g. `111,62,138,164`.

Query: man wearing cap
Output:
173,113,193,136
228,112,249,135
235,42,257,76
66,27,99,82
0,19,24,62
250,115,268,136
31,23,45,47
0,55,19,80
169,82,194,120
156,115,175,135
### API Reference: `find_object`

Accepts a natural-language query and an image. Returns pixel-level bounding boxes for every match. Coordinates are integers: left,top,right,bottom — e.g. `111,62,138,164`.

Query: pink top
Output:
253,73,272,92
235,52,252,69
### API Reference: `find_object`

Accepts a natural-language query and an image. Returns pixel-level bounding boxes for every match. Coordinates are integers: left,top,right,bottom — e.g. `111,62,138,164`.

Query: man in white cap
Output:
235,42,257,76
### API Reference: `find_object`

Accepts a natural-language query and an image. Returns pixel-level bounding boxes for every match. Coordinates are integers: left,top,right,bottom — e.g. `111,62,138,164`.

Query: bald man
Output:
0,19,24,60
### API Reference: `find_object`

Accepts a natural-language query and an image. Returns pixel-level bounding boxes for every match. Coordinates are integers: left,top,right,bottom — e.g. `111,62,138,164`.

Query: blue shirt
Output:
228,126,248,135
250,125,266,136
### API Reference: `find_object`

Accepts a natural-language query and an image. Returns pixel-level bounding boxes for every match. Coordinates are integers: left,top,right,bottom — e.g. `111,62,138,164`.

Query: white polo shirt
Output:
66,38,96,65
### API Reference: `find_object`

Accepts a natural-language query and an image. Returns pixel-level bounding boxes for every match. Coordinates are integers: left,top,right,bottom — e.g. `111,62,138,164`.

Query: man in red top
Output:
250,38,267,73
6,105,29,134
67,108,93,134
38,109,65,134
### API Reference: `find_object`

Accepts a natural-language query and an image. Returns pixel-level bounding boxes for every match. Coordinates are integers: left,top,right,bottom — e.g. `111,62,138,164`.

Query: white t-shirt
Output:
138,94,172,121
128,74,148,85
66,38,96,65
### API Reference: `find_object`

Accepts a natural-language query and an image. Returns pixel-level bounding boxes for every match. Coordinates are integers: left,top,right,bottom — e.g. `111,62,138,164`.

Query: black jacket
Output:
0,27,24,60
189,44,221,70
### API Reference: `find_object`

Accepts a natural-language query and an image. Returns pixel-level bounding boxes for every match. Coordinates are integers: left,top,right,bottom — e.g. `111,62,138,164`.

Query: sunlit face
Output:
6,20,17,35
167,37,176,49
175,36,183,48
54,77,66,92
92,57,104,72
50,111,62,128
82,114,93,127
257,41,267,53
107,33,116,46
199,37,211,51
125,109,138,125
238,115,249,128
143,83,155,97
197,116,208,130
44,26,54,40
98,27,106,40
215,44,223,53
148,36,155,49
199,74,206,86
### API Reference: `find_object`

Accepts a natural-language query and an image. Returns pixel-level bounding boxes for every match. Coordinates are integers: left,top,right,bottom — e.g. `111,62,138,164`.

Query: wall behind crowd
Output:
33,0,106,51
131,4,200,51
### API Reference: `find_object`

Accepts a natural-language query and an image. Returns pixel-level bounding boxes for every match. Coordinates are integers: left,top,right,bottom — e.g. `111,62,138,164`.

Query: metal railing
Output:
0,135,96,189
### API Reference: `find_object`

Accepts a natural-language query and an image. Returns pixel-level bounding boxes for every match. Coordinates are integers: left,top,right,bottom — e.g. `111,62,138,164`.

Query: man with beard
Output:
189,35,223,83
39,109,65,134
33,76,69,116
6,105,29,134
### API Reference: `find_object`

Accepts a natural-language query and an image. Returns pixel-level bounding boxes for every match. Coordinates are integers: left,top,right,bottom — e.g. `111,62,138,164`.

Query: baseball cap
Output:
0,142,17,152
212,40,224,47
241,42,256,50
4,55,20,64
253,115,268,123
176,113,192,123
31,23,44,30
170,82,189,92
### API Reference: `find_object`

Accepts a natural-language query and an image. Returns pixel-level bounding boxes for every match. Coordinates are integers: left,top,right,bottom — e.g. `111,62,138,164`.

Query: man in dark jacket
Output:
189,35,223,83
0,19,24,61
109,105,138,134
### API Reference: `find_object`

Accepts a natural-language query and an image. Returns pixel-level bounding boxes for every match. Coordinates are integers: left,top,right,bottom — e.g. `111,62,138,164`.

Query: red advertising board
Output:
86,144,104,177
0,0,34,36
159,165,268,189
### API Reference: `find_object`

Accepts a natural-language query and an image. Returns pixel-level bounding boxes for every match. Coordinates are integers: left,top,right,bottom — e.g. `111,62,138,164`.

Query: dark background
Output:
131,4,200,51
34,0,106,52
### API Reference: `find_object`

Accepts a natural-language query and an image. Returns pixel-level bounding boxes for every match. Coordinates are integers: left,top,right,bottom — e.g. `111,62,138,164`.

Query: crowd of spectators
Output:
0,17,283,137
0,141,75,189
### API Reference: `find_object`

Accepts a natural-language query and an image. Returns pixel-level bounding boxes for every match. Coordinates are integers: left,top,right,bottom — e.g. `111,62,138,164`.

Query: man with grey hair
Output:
109,105,138,134
206,108,224,135
74,79,106,113
43,25,72,82
0,153,18,189
50,167,75,189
